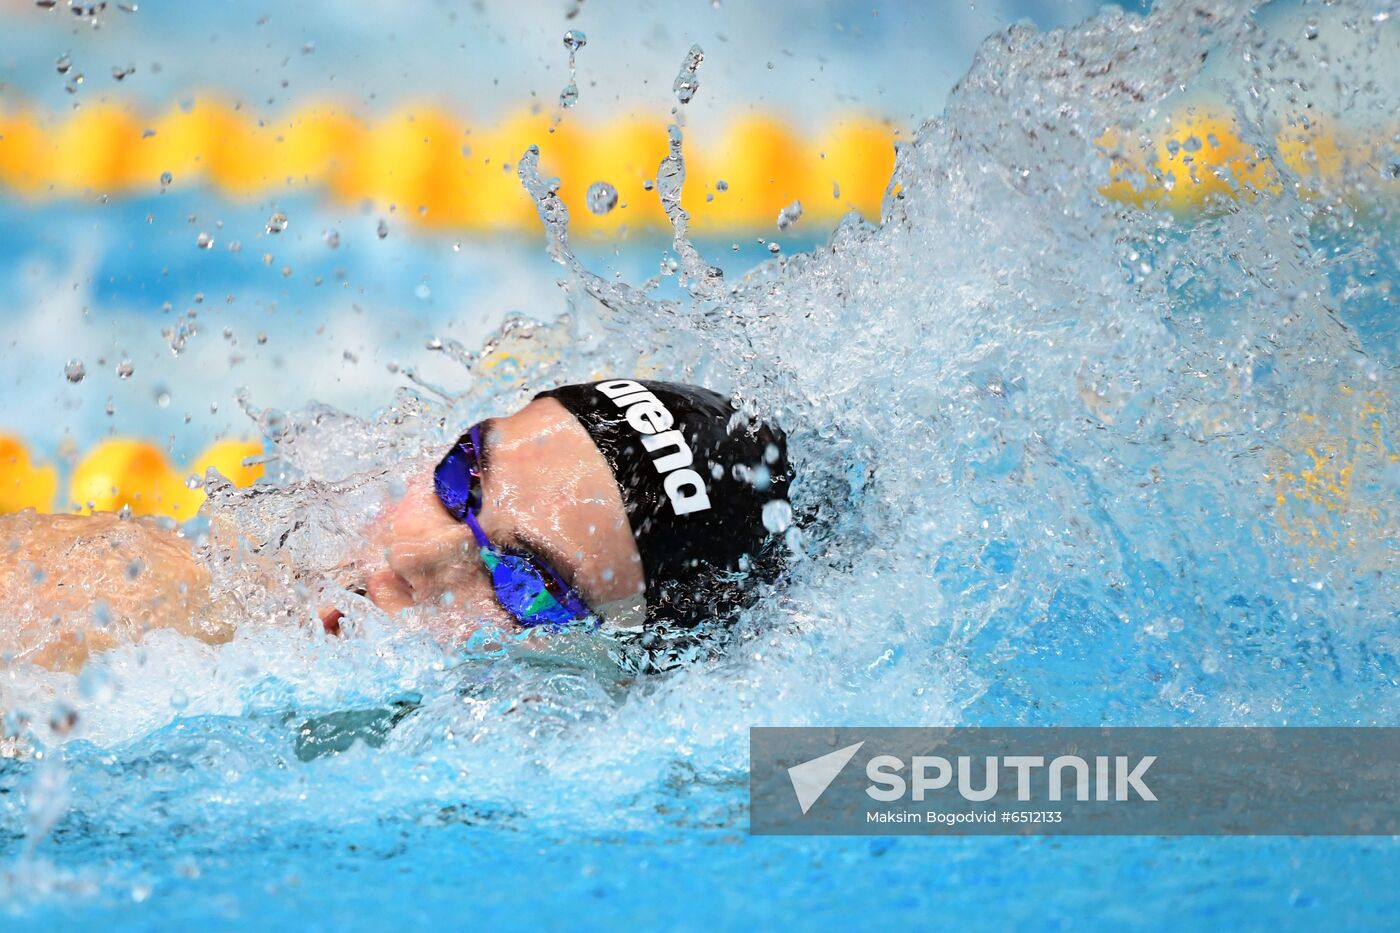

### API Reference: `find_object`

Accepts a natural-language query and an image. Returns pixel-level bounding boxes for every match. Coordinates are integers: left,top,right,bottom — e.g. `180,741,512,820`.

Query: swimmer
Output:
0,380,792,675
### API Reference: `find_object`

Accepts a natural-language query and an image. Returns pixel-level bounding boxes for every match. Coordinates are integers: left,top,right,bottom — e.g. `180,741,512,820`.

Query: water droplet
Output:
762,499,793,533
266,211,288,234
776,199,803,230
110,64,134,81
767,242,782,254
323,229,340,248
1304,21,1319,40
673,44,704,104
116,359,134,379
376,219,388,239
64,359,86,383
715,179,728,192
155,389,171,408
586,181,619,215
196,231,214,249
559,30,587,108
55,52,71,74
159,170,173,190
256,331,268,345
642,178,654,191
185,474,202,490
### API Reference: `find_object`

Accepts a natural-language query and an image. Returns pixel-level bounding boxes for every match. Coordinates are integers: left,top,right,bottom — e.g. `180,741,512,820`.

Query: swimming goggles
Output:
433,423,597,629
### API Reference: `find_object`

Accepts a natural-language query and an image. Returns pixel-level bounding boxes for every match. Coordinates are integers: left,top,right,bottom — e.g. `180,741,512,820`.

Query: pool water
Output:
3,0,1400,928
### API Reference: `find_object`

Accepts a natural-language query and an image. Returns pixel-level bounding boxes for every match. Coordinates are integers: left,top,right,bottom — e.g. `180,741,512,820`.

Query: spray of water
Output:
3,0,1398,867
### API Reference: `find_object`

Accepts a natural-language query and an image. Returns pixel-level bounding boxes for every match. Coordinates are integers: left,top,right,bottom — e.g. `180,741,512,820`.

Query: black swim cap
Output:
536,379,792,669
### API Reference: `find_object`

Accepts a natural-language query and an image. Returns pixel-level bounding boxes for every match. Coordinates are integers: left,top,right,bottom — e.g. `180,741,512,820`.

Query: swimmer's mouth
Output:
320,584,368,637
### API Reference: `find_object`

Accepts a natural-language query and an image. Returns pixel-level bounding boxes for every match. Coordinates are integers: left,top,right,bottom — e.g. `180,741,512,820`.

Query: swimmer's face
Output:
340,398,644,634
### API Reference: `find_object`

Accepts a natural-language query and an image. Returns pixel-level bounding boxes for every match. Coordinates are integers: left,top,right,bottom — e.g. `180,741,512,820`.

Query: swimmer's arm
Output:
0,511,232,673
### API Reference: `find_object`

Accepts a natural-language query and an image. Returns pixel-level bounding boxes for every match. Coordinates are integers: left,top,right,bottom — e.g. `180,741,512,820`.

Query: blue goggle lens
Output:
481,547,595,629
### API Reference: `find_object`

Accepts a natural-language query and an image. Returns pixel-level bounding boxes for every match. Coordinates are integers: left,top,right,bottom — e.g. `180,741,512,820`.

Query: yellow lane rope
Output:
0,102,897,233
2,101,1393,231
2,436,264,518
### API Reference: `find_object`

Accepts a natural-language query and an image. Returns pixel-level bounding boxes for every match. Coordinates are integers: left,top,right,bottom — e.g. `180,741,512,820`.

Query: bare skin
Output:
0,511,229,672
0,398,645,672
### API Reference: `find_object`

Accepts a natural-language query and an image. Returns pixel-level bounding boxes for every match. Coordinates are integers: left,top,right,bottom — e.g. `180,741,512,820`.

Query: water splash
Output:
3,0,1398,892
654,124,725,295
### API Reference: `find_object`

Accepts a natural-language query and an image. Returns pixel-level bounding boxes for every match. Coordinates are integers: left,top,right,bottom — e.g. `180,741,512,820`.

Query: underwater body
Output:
1,0,1399,927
